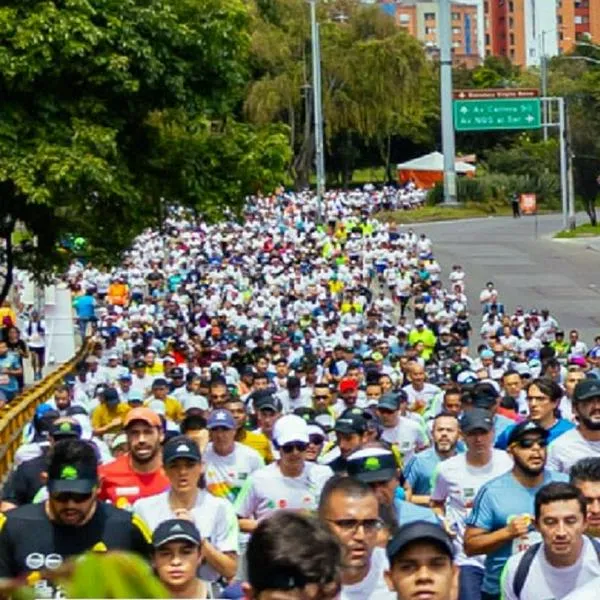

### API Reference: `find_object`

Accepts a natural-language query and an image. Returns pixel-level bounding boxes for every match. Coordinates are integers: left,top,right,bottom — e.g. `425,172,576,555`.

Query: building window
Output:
510,33,515,44
425,26,436,34
558,15,562,24
485,33,490,45
452,41,461,48
399,14,411,23
452,27,462,34
484,1,489,13
510,49,515,59
509,17,514,27
425,12,435,20
509,1,514,12
452,12,461,20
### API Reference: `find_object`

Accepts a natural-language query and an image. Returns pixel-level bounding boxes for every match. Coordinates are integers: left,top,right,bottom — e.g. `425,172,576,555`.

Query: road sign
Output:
453,91,541,132
520,193,537,215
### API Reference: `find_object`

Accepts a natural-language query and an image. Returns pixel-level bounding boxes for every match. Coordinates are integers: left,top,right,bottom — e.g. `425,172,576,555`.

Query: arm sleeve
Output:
430,465,449,503
130,513,153,560
404,456,419,489
546,442,563,473
213,502,240,553
0,514,16,577
465,485,495,529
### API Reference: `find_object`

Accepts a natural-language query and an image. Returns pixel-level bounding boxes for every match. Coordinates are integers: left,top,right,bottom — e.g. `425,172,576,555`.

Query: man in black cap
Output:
0,439,151,594
168,367,186,393
431,409,512,600
131,358,155,397
385,521,458,600
277,375,312,413
253,393,282,446
152,519,208,599
320,408,370,473
1,417,83,510
548,378,600,473
465,421,567,600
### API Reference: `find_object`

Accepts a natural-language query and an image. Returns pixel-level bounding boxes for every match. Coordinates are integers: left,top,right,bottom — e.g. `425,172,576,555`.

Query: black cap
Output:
346,448,397,483
170,367,184,379
294,407,316,422
287,376,301,389
574,379,600,403
507,421,549,446
335,409,368,434
152,378,169,388
460,408,494,434
103,388,120,405
387,521,454,562
378,392,401,411
50,420,83,440
134,359,146,368
255,394,282,413
152,519,202,548
162,436,202,465
47,452,98,495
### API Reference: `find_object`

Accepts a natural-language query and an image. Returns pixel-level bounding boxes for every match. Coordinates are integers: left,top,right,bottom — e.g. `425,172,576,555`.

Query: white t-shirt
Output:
132,489,239,582
430,449,513,568
502,537,600,600
341,547,395,600
381,416,429,463
234,461,333,522
563,575,600,600
547,429,600,474
203,442,264,504
403,383,442,413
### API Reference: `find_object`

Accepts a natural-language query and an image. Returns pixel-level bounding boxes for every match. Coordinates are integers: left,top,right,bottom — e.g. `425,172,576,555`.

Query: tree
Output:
245,0,436,187
0,0,290,303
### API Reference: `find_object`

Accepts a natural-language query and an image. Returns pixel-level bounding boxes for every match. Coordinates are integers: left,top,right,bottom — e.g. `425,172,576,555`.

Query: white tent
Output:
397,151,476,173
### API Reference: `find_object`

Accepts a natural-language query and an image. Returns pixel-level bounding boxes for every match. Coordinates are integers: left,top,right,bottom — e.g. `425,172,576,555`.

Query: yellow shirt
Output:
91,403,130,432
237,430,274,463
145,361,164,377
144,396,184,423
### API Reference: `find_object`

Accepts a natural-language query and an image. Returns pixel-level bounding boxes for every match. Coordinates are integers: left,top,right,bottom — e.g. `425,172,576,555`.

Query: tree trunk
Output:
342,131,352,190
0,225,15,307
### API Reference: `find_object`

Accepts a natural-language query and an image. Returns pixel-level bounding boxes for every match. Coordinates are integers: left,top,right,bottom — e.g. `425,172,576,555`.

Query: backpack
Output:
513,536,600,597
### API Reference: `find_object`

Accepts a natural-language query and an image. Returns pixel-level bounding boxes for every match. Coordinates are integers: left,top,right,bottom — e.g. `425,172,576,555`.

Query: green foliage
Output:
485,136,559,179
0,0,291,295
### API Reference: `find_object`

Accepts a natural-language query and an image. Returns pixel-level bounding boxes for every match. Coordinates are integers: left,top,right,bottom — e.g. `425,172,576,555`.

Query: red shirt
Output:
497,406,521,422
98,453,169,509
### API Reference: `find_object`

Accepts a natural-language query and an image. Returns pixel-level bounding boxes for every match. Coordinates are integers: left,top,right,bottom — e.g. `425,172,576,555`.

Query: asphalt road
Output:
403,213,600,345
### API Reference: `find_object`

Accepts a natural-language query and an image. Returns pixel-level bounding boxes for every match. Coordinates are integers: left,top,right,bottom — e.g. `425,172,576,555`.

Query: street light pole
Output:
309,0,326,223
541,31,548,141
439,0,457,204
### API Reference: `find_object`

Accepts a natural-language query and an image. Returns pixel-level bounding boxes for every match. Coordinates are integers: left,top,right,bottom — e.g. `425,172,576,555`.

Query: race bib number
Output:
512,530,542,555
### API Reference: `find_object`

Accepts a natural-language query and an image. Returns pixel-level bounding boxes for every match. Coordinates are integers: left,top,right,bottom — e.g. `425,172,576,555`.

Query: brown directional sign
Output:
453,89,540,100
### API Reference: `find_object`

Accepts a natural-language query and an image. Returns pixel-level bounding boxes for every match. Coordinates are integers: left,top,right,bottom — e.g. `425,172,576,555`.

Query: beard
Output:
514,455,545,477
579,414,600,431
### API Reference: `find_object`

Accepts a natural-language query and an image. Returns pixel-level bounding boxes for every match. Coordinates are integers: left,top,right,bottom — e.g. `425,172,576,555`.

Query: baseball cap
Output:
507,421,549,446
371,352,384,362
335,410,368,435
378,392,400,412
127,389,144,405
346,448,397,483
103,388,120,405
124,407,162,429
460,408,494,434
170,367,184,379
152,519,202,548
47,456,98,495
163,436,202,465
152,378,169,388
574,379,600,402
133,359,146,369
414,319,425,327
273,414,309,446
207,409,236,430
50,420,83,440
255,394,282,413
480,349,494,360
287,376,301,390
118,371,132,381
387,521,454,562
339,378,359,393
107,352,119,361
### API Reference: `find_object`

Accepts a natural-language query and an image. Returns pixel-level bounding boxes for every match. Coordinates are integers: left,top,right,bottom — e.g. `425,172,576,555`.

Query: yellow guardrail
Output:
0,340,91,482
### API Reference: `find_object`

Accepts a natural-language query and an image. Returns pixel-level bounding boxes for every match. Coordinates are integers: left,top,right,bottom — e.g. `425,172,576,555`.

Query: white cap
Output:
414,318,425,327
274,415,309,446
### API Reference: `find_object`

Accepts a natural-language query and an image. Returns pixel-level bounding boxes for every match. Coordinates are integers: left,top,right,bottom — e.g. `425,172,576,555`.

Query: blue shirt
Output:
404,447,463,496
494,419,575,450
395,498,439,526
466,469,568,594
0,352,20,393
74,295,96,319
493,414,515,443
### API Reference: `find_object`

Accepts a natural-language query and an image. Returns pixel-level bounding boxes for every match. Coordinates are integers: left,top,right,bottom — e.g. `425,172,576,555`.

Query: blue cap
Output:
118,371,132,381
36,403,54,418
207,409,236,430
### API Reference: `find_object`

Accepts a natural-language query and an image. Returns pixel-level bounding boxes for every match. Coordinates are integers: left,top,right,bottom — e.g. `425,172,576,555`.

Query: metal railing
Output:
0,340,91,482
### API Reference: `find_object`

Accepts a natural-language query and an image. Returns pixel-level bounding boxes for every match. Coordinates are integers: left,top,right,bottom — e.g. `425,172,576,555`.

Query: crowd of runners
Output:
0,186,599,599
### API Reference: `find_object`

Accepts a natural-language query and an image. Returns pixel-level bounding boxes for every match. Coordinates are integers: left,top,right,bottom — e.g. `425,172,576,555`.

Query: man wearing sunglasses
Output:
0,439,151,594
464,421,567,600
235,415,333,534
319,475,395,599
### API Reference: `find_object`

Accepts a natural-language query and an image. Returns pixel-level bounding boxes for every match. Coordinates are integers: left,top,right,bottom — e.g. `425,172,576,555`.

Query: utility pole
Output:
541,31,548,141
439,0,457,204
309,0,326,222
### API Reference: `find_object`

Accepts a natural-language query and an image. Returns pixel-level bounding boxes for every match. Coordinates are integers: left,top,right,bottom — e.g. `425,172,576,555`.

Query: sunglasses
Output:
314,395,330,401
514,438,548,449
309,434,325,445
51,492,93,503
281,442,308,454
326,518,383,534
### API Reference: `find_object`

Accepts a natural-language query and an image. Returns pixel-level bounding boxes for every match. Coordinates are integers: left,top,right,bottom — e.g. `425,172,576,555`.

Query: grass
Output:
554,223,600,239
379,202,514,224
